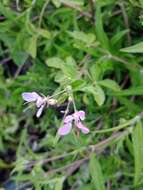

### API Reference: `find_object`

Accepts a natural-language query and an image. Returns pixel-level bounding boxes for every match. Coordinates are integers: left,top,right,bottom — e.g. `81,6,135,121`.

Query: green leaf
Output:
62,56,78,78
111,86,143,96
71,80,86,91
139,0,143,7
111,29,129,46
46,57,78,79
82,85,105,106
61,0,84,6
37,28,51,39
96,0,116,7
46,57,65,69
99,79,121,91
55,177,65,190
0,2,15,19
89,63,102,81
12,52,28,66
120,42,143,53
132,121,143,185
68,31,96,46
76,184,94,190
89,154,105,190
26,35,37,58
95,3,110,50
52,0,61,7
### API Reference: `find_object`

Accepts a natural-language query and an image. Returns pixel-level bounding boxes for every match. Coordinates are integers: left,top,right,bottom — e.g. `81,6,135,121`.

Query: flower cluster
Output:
22,92,57,118
22,91,89,136
58,110,89,136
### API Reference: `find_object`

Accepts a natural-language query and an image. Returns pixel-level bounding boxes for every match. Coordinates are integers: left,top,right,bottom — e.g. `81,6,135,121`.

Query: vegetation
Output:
1,0,143,189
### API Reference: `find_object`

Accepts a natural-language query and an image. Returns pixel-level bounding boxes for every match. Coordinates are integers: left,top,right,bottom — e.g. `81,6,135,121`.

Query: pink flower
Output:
58,110,89,136
22,92,46,118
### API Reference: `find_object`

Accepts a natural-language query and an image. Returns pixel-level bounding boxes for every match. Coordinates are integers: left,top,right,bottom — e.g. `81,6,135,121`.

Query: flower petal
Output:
36,104,45,118
22,92,39,102
73,110,85,121
78,111,85,120
58,123,72,136
64,115,73,123
36,96,44,108
76,122,89,134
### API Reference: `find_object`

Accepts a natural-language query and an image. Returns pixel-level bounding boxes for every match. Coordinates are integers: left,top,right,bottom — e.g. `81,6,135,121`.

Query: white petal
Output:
36,96,44,108
22,92,39,102
36,104,45,118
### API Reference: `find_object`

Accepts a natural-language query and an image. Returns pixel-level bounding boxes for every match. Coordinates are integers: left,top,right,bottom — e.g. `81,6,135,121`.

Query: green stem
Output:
48,89,67,99
94,115,141,134
38,0,50,28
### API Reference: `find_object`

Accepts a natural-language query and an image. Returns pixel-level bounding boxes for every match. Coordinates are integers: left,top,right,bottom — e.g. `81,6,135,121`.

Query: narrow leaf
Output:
95,3,110,49
55,177,65,190
132,121,143,185
121,42,143,53
99,79,120,91
27,35,37,58
89,154,105,190
111,86,143,96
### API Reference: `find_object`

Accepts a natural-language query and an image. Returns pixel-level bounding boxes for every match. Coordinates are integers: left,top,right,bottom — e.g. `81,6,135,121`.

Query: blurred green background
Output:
1,0,143,189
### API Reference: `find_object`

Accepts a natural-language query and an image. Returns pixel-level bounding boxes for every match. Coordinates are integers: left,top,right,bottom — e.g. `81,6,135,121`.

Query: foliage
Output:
1,0,143,189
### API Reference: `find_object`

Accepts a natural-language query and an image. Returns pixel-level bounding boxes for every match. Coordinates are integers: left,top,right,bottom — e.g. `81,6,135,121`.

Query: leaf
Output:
132,121,143,185
111,29,129,46
55,177,65,190
62,56,78,78
82,85,105,106
76,184,94,190
0,2,15,19
68,31,96,46
37,28,51,39
52,0,61,7
120,42,143,53
89,63,102,81
89,154,105,190
95,3,110,50
46,57,78,79
46,57,65,69
111,86,143,96
12,52,28,66
61,0,84,6
139,0,143,7
26,35,37,58
95,0,116,7
71,80,86,91
99,79,121,91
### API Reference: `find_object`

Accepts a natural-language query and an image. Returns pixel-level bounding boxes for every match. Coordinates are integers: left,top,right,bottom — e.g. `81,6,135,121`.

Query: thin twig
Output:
62,2,92,18
46,130,129,177
88,0,95,23
26,129,129,169
0,57,11,65
14,63,25,79
111,10,122,17
46,157,88,176
20,130,130,189
38,0,50,28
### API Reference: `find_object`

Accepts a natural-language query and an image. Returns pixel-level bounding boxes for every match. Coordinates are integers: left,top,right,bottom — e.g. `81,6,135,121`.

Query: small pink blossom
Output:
57,123,72,136
22,92,45,118
58,110,89,136
64,115,73,123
